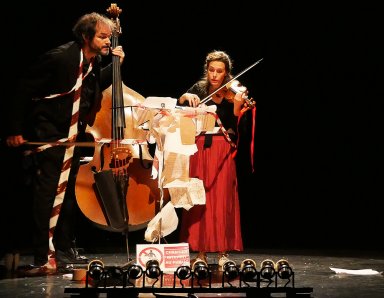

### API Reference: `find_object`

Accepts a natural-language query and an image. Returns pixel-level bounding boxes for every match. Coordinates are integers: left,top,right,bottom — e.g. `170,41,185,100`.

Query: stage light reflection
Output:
240,259,257,281
260,259,275,279
88,259,105,280
222,260,239,280
175,265,192,280
192,259,209,280
275,259,293,279
145,259,161,279
125,263,143,279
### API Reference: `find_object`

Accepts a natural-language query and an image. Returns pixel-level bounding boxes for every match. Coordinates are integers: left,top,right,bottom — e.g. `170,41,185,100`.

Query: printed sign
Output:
136,243,190,273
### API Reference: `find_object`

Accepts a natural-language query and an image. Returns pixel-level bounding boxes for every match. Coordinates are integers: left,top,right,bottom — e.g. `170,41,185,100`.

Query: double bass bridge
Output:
109,146,133,169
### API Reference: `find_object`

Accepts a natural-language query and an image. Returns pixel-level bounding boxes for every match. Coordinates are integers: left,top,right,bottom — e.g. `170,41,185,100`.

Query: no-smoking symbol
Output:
138,246,163,267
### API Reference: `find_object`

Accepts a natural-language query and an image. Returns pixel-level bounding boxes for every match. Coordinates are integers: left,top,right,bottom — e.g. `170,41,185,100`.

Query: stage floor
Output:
1,249,383,298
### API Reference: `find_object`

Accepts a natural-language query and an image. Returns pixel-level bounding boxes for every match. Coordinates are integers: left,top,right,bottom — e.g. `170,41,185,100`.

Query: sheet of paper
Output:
142,96,177,110
144,201,179,242
161,152,190,185
164,127,197,155
330,267,381,275
165,178,206,210
204,126,220,134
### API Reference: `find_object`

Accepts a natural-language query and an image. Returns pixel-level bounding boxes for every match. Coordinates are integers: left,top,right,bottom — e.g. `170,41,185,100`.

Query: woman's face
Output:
207,61,227,89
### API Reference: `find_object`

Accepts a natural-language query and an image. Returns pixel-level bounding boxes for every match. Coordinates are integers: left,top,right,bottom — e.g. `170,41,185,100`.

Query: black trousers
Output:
30,146,82,265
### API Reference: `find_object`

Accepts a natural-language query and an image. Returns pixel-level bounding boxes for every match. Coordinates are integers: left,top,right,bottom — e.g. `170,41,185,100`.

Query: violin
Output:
215,80,255,108
200,58,263,108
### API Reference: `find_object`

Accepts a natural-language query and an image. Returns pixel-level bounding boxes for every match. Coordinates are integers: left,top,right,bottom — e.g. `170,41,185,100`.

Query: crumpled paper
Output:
330,267,382,275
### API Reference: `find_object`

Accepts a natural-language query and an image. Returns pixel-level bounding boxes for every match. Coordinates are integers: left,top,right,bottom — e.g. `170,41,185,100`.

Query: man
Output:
5,12,125,275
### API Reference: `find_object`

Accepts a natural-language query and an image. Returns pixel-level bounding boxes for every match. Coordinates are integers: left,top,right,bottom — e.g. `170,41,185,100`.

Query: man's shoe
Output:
55,248,89,265
20,262,57,277
24,265,57,277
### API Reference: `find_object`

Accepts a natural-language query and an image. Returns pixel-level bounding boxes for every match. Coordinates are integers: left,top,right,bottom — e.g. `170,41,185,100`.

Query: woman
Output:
178,50,247,269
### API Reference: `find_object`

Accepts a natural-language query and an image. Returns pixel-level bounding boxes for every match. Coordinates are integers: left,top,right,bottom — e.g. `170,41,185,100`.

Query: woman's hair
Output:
204,50,233,75
72,12,115,46
197,50,234,91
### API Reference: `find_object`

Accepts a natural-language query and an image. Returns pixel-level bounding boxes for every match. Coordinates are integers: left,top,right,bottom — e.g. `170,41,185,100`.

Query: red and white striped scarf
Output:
44,51,93,267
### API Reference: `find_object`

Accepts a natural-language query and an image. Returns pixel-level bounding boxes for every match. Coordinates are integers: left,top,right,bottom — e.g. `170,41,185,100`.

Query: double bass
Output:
75,4,159,232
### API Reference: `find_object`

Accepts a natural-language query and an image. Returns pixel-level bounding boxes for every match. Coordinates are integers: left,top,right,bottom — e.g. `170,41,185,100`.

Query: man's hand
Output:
6,135,26,147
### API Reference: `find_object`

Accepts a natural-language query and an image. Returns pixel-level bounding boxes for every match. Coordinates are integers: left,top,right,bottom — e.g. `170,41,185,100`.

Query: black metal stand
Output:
65,263,313,297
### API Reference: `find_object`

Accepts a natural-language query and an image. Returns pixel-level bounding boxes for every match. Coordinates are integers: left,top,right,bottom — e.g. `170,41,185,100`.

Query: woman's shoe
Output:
218,252,232,271
197,252,208,264
190,251,208,268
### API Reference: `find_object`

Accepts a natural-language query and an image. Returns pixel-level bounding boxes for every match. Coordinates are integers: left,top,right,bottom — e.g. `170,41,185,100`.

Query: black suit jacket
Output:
7,41,113,142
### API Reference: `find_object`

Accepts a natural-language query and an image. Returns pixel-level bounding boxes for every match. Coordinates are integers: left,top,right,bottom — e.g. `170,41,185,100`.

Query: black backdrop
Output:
1,1,383,253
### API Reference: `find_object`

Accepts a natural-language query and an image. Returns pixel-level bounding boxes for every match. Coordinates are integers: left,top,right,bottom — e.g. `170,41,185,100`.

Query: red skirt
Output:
179,134,243,252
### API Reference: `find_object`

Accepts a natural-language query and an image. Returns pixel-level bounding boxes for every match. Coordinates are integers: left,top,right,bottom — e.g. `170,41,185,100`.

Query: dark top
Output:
183,81,238,142
7,41,113,143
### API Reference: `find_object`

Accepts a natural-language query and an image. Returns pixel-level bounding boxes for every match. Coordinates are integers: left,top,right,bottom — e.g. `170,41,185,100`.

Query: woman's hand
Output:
233,91,246,116
179,93,201,107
